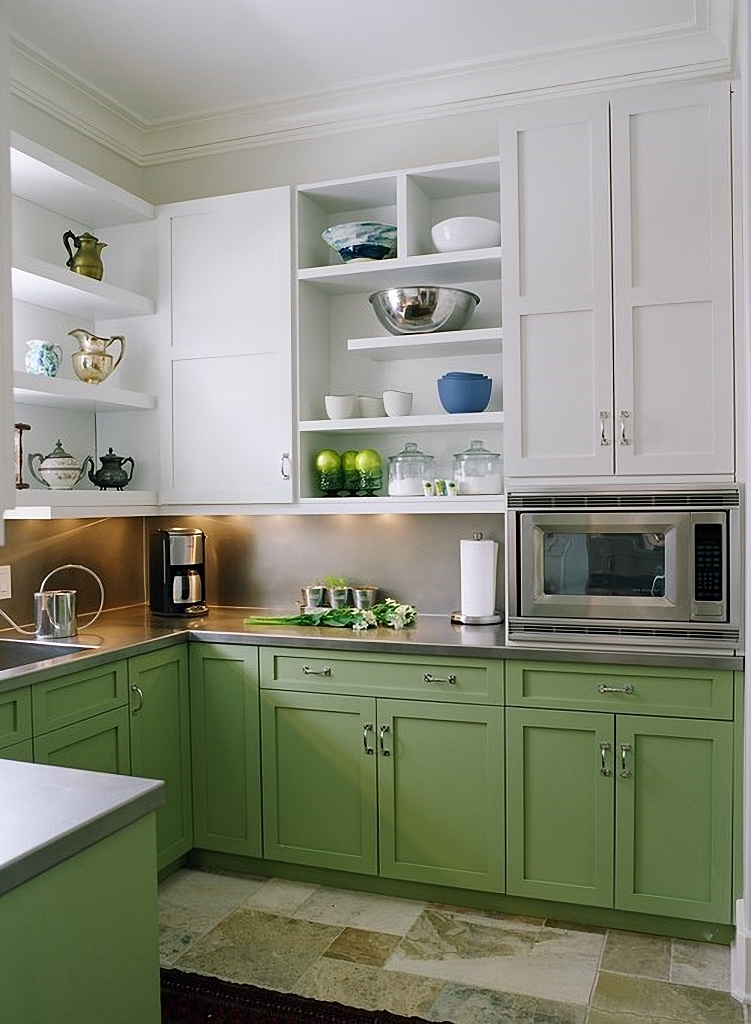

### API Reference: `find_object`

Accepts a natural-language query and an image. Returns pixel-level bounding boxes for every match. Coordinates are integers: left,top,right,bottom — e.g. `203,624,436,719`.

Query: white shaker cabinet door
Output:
610,82,734,477
499,95,614,479
158,187,293,505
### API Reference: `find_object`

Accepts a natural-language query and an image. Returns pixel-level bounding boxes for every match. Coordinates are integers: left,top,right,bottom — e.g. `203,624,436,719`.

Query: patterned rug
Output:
160,968,440,1023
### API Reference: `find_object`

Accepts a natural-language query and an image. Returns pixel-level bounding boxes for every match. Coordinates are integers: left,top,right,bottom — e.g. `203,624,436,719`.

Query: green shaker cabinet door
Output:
615,715,733,923
506,707,615,907
261,690,378,874
190,644,262,857
129,646,193,871
34,706,131,774
378,699,505,892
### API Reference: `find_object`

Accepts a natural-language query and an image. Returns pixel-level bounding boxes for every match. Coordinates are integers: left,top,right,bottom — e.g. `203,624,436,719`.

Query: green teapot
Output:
63,230,107,281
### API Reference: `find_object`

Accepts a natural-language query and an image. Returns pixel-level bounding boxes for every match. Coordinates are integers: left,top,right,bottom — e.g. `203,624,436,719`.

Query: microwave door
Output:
521,513,691,621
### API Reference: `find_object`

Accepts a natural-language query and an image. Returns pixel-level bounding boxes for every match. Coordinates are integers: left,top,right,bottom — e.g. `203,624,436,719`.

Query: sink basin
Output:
0,638,91,671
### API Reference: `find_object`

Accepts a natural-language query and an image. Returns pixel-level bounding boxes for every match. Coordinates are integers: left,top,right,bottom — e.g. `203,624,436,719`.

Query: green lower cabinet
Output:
129,646,193,870
0,739,34,762
34,706,131,773
261,690,505,891
190,643,262,857
506,707,733,923
262,690,378,874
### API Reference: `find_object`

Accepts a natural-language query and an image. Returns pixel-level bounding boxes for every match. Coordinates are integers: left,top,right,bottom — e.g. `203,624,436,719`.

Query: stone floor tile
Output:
671,938,731,991
158,867,266,918
600,929,671,980
590,969,744,1022
323,927,402,967
293,885,425,935
174,907,342,991
294,956,446,1018
428,981,587,1023
158,899,236,966
242,877,319,915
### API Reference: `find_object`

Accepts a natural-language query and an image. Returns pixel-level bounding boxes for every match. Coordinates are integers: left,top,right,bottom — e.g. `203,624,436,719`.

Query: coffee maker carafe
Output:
149,528,208,616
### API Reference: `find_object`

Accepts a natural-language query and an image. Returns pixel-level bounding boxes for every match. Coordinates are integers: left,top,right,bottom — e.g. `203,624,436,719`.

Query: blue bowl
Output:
322,222,397,263
442,371,488,380
437,375,492,414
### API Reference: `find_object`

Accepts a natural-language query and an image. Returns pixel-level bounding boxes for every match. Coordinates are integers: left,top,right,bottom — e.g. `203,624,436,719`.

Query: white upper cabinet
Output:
295,159,505,512
500,81,734,483
157,188,293,505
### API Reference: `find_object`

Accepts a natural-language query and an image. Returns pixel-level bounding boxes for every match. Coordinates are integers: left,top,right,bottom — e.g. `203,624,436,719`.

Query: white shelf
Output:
348,328,502,361
10,134,154,227
298,494,506,514
13,372,156,412
12,256,156,318
298,249,502,294
300,411,503,433
5,490,159,520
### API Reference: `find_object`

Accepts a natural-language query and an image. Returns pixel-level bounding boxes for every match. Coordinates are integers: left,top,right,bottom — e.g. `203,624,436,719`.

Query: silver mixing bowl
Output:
368,286,480,335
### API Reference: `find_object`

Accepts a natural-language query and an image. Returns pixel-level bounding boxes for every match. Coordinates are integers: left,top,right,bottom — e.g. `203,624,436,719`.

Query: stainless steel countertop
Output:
0,604,742,689
0,761,164,897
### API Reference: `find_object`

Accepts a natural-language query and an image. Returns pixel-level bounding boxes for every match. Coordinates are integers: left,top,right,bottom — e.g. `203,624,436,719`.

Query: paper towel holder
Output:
451,532,503,626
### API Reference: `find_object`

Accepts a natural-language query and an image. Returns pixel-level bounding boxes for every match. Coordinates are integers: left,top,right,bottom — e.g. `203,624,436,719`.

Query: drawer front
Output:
0,687,32,748
506,661,734,719
32,660,129,735
260,648,503,704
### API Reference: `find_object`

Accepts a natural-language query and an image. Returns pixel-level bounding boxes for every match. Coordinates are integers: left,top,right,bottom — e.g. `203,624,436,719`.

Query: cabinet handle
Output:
379,724,391,756
620,743,632,778
597,683,634,695
302,665,331,676
599,741,611,776
423,673,457,685
363,723,374,755
617,410,631,446
599,411,611,445
280,452,291,480
131,684,144,714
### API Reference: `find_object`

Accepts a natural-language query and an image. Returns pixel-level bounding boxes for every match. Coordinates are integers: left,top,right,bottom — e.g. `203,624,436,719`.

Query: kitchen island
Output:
0,759,164,1024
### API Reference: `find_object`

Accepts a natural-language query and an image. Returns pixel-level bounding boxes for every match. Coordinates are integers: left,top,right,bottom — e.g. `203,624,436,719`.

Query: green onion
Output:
244,598,416,631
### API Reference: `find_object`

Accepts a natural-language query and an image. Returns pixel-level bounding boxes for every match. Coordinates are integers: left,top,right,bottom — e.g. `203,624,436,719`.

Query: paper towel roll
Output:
460,538,498,618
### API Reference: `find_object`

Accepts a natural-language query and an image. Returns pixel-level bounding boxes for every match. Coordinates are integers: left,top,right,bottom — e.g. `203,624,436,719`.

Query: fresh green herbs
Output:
244,598,416,631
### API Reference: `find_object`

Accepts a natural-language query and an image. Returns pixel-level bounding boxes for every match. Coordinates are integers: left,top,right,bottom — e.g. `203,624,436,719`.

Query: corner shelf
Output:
348,328,502,361
12,256,155,319
13,372,156,412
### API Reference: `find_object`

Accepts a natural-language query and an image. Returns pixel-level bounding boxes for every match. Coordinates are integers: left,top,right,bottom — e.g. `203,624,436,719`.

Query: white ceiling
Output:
7,0,734,162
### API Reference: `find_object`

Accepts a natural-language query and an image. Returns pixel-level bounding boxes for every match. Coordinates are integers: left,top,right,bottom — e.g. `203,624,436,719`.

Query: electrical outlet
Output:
0,566,11,600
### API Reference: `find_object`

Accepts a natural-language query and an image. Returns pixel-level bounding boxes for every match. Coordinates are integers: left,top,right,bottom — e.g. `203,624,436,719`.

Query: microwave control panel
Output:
694,522,724,605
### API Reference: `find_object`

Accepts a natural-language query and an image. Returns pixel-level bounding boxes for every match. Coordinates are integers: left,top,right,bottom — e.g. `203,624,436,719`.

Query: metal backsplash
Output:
0,513,505,621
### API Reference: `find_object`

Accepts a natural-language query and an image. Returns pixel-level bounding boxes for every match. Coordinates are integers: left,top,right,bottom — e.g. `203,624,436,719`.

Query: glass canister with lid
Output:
453,440,503,494
387,442,435,496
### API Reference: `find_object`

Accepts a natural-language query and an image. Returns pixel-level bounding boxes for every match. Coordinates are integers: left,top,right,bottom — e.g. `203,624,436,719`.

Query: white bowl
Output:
383,390,413,417
324,394,359,419
431,216,501,253
358,395,386,417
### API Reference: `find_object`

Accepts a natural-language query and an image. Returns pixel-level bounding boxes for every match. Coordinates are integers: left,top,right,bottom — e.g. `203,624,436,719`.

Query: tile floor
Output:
159,868,748,1023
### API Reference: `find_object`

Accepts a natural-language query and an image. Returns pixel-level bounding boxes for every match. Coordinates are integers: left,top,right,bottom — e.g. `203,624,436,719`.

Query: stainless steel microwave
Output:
506,489,742,652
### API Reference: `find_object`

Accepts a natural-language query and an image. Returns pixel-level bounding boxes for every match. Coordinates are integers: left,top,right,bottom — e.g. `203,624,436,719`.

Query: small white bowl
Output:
383,390,413,417
431,216,501,253
325,394,359,419
358,395,386,417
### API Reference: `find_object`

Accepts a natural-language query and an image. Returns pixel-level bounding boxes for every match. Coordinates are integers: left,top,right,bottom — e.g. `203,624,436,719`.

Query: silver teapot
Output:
27,439,94,490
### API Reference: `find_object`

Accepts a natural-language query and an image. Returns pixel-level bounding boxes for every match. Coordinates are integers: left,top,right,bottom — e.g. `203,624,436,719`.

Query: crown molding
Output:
10,0,733,167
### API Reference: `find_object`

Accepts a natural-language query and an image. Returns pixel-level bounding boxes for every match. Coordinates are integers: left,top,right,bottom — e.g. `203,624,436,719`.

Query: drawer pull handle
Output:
597,684,634,695
131,684,144,714
379,723,391,755
620,743,632,778
600,741,611,776
302,665,331,676
423,673,457,685
363,723,374,755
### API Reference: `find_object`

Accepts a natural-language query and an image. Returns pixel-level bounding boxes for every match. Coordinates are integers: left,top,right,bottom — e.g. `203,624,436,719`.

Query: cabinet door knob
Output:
302,665,331,676
620,743,632,778
597,683,634,695
599,741,611,776
423,673,457,685
363,723,374,755
379,723,391,756
599,411,611,445
131,683,144,714
618,410,631,446
280,452,291,480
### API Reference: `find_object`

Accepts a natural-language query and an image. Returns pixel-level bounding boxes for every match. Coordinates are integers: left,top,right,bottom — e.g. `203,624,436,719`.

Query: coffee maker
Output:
149,527,208,616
